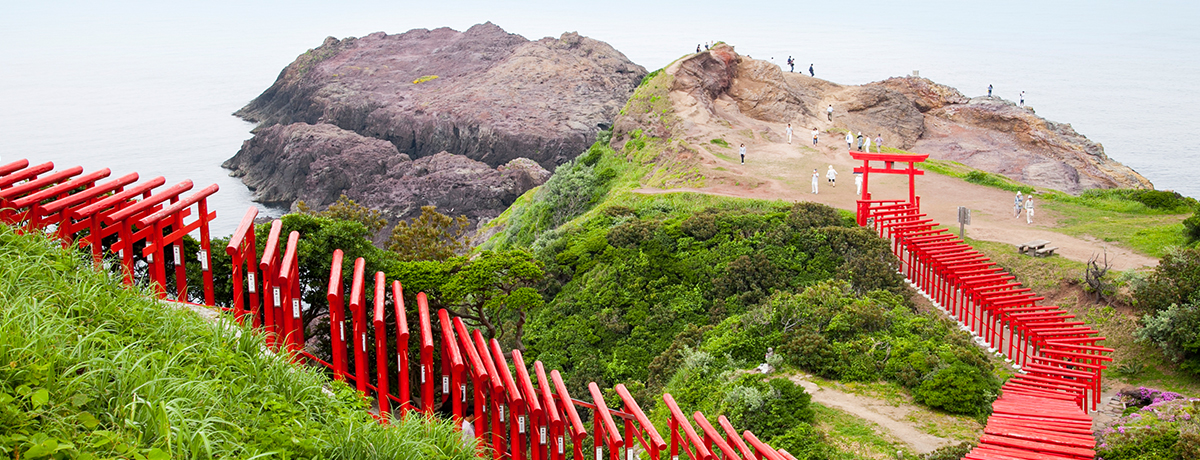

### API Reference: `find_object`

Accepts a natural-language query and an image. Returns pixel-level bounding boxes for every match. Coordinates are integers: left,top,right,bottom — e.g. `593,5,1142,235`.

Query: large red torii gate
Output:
851,151,929,225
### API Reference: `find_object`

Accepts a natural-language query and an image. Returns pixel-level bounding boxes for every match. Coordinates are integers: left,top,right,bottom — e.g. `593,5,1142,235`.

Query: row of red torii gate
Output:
0,154,1107,460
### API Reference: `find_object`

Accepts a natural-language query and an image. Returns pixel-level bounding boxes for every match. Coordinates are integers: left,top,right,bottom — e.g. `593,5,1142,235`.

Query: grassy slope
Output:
0,226,474,460
917,156,1194,259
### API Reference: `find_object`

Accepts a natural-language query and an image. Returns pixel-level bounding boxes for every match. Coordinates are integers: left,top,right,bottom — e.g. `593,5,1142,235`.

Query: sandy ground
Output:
635,95,1157,271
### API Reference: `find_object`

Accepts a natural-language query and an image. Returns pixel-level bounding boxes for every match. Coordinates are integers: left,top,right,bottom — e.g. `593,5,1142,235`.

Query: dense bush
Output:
523,201,907,394
654,349,823,458
761,282,999,416
1138,303,1200,375
1134,247,1200,313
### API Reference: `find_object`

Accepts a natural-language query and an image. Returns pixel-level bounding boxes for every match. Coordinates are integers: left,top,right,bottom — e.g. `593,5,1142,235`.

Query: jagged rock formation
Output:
225,22,645,229
619,43,1149,194
225,122,550,232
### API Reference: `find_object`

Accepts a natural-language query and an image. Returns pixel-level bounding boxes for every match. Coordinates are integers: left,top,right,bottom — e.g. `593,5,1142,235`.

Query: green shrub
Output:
1138,303,1200,375
1134,247,1200,313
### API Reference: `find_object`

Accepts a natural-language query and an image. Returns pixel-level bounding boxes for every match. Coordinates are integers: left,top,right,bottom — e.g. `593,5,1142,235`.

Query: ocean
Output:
2,0,1198,236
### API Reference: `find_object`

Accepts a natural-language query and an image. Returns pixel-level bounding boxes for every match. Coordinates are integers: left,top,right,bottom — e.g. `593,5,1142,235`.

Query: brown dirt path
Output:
785,373,961,454
634,97,1157,271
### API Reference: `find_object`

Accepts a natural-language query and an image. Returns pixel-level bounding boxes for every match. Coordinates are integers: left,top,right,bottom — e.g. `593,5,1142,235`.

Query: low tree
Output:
387,206,469,261
441,250,544,352
297,194,387,234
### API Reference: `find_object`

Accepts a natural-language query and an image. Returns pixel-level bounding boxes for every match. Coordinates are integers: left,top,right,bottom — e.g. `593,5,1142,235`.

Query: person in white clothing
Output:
785,124,793,144
826,165,838,187
827,104,834,121
811,128,819,146
811,169,820,194
846,132,853,150
1025,196,1035,224
874,134,884,153
863,135,871,153
1014,191,1023,218
740,143,746,164
854,173,863,197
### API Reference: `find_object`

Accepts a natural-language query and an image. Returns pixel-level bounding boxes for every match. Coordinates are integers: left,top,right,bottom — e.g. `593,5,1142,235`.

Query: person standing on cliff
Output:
740,143,746,164
811,127,819,146
1014,191,1024,218
697,44,701,53
874,134,884,153
846,131,854,150
786,123,793,144
812,169,820,194
827,165,838,187
988,84,993,98
788,56,794,72
809,64,814,77
1025,196,1035,224
827,104,834,121
1020,91,1025,106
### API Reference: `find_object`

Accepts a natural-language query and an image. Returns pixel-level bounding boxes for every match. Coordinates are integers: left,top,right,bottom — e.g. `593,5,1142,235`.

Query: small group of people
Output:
810,165,864,196
784,124,820,146
845,132,884,153
1014,191,1035,224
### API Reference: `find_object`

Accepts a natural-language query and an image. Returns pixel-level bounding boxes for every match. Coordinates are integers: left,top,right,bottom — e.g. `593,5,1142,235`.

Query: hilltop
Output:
608,43,1158,270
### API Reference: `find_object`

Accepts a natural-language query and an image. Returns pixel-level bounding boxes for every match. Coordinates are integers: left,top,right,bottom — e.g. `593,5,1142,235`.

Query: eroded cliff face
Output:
234,23,644,169
616,45,1149,194
225,122,551,234
226,22,645,229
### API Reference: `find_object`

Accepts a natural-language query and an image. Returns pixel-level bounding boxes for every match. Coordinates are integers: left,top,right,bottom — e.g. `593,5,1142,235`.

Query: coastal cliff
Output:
226,22,645,228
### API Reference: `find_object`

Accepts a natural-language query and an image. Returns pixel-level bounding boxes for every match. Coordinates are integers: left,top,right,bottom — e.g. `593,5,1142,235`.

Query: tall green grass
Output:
0,226,475,460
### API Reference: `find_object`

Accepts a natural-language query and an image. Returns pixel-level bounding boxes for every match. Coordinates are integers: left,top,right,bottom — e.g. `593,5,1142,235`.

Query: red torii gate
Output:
851,151,929,226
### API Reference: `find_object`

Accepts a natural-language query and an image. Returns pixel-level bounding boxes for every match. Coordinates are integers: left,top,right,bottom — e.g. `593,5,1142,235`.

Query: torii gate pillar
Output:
851,151,930,226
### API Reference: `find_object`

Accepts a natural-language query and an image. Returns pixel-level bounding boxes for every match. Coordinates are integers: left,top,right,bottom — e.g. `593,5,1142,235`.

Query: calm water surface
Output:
2,0,1197,236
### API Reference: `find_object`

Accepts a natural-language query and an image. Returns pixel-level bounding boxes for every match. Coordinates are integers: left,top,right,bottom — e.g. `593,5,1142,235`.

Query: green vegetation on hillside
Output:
0,226,474,460
475,121,1002,456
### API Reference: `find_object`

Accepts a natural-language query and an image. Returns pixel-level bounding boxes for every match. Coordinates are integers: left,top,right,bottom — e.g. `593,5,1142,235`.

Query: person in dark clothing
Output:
809,64,814,76
697,44,701,53
787,56,794,72
988,84,993,97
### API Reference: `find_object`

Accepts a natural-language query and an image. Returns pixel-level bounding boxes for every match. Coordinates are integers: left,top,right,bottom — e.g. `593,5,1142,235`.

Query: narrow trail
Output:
785,373,960,454
634,99,1157,271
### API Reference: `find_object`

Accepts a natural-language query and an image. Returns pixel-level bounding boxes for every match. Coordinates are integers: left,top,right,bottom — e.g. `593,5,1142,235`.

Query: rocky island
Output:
225,22,646,229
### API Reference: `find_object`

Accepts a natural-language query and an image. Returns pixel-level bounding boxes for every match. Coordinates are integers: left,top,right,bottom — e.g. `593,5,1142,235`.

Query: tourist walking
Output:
809,64,814,77
856,132,865,151
854,173,863,197
1025,196,1035,224
846,131,853,150
826,165,838,187
811,127,819,146
1013,191,1024,218
874,134,883,153
786,123,793,144
740,143,746,164
811,169,820,194
827,104,834,121
988,84,993,98
863,134,871,153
